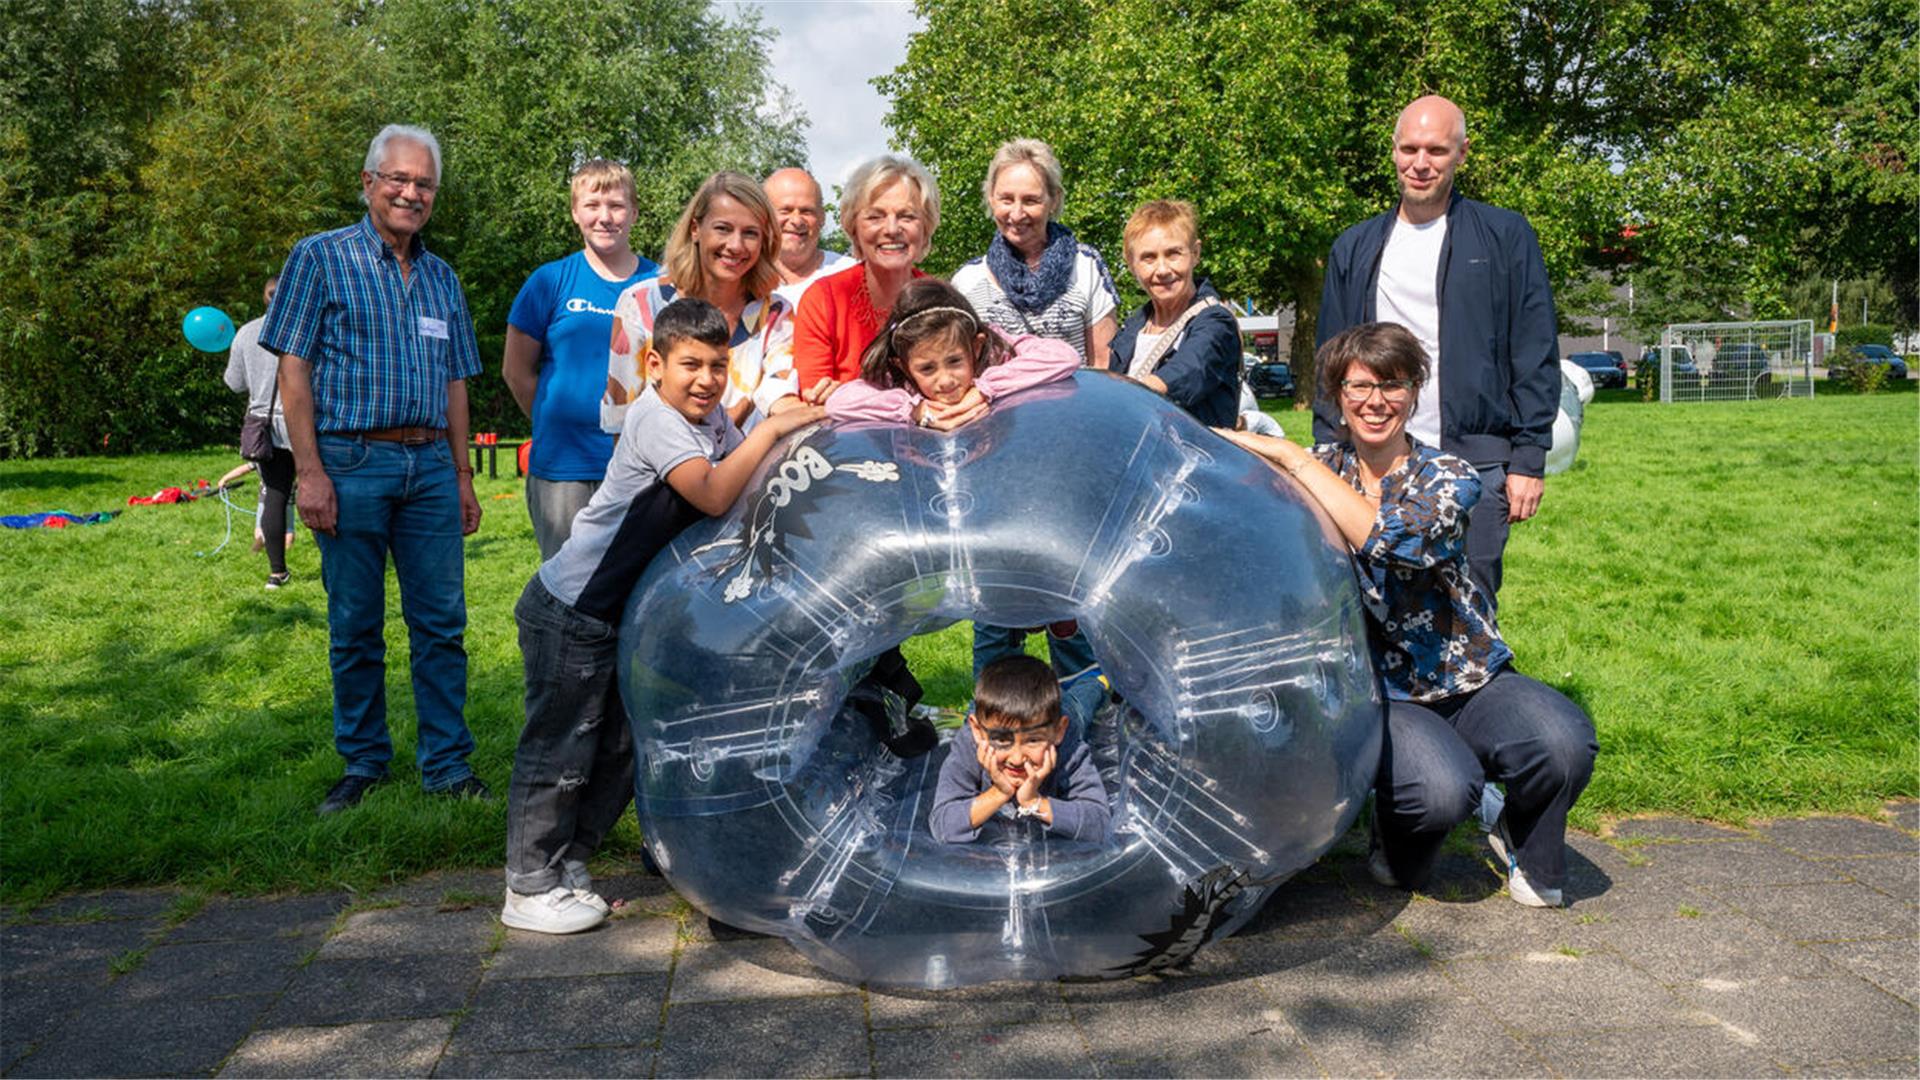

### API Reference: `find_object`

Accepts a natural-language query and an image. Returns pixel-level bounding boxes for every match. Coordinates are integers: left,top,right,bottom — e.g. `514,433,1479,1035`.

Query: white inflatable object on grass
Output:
1546,360,1595,476
617,372,1383,986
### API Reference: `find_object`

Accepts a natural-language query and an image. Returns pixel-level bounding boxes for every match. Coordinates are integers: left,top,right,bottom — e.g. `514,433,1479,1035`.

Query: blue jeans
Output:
971,623,1106,738
1464,464,1510,608
313,435,474,790
505,576,632,894
1376,668,1597,890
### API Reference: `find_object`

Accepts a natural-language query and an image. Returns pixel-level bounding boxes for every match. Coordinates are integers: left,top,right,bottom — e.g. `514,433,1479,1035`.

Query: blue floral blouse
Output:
1313,440,1513,702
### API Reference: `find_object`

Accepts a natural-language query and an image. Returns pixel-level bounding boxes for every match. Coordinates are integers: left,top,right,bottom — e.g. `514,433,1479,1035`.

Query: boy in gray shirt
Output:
501,298,823,934
930,656,1110,845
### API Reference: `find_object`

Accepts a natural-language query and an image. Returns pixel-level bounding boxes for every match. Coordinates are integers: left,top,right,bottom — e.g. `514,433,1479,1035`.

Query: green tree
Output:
371,0,806,433
0,0,197,456
881,0,1362,391
120,8,384,453
882,0,1911,390
1622,0,1916,326
0,0,805,456
0,1,378,456
881,0,1628,395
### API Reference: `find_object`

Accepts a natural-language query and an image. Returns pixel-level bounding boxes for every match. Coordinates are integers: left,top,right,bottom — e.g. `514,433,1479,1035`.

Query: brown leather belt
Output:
359,426,446,445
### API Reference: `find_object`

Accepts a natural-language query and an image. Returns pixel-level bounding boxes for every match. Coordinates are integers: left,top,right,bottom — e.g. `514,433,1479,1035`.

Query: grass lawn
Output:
2,389,1914,902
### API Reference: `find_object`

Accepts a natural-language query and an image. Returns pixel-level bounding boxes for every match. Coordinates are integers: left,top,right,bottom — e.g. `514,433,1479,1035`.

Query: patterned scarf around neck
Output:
987,221,1078,314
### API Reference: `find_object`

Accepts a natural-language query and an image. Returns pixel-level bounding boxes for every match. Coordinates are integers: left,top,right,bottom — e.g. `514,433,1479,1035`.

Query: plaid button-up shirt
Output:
261,216,482,433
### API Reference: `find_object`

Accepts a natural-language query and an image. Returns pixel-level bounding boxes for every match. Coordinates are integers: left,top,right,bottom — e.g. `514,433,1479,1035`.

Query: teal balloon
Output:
182,306,236,352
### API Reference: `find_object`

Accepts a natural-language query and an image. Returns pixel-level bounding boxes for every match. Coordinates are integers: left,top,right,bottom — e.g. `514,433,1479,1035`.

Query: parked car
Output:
1638,345,1700,391
1247,361,1296,399
1566,350,1628,389
1712,343,1772,378
1847,344,1909,380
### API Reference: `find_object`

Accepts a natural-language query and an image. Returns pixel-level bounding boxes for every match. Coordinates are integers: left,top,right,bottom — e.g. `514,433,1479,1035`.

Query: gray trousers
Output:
505,575,635,895
526,475,601,561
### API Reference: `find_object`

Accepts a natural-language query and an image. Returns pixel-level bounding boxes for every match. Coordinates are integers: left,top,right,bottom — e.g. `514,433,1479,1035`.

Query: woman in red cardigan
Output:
784,155,951,756
790,154,940,389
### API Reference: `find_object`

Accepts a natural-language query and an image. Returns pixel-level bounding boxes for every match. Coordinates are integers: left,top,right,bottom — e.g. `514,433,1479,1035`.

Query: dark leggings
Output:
1376,667,1598,890
259,448,295,574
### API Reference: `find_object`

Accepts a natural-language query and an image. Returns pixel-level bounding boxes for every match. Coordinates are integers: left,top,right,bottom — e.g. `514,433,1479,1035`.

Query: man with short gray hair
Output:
764,166,847,291
262,123,488,815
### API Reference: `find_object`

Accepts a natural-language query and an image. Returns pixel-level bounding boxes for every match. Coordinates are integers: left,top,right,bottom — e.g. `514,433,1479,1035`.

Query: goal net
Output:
1656,320,1816,403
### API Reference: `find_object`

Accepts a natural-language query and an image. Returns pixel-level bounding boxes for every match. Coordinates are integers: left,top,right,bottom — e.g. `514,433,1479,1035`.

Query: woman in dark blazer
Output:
1108,199,1242,427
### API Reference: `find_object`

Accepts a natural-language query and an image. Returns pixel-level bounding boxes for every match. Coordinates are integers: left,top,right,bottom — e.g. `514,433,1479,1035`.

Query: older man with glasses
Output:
262,124,489,815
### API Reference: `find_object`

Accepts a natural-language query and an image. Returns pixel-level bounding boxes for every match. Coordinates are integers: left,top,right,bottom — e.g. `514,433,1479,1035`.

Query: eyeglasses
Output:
372,171,438,194
1340,378,1415,403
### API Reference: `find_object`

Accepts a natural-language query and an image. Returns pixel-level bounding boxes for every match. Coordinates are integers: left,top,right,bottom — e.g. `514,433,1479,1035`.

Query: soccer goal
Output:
1657,320,1816,403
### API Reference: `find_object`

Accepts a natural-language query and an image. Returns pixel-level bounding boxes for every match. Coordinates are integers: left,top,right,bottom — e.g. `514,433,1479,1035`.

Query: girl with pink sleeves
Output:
826,279,1079,430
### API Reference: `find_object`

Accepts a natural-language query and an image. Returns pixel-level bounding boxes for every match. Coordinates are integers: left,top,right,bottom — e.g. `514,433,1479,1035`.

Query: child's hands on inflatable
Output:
769,379,840,416
764,402,827,437
915,387,989,432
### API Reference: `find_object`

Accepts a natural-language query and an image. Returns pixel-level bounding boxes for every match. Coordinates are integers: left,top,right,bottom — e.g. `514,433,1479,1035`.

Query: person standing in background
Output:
949,139,1118,722
951,139,1118,367
224,273,296,588
603,171,812,434
763,167,848,295
1314,95,1559,606
503,159,660,558
1109,199,1243,428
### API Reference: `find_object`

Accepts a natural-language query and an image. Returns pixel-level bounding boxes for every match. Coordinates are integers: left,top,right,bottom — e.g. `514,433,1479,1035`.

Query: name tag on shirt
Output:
418,316,449,340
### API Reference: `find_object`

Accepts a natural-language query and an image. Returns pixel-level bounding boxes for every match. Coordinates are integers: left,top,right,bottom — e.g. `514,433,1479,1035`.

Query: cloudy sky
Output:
720,1,924,190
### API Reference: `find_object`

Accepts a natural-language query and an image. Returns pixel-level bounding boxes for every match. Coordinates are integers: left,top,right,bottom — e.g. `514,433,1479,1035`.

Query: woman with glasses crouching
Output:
1222,322,1596,908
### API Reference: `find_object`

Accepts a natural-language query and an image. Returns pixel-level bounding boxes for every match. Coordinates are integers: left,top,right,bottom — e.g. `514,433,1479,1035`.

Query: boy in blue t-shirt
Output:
503,158,661,558
501,298,824,935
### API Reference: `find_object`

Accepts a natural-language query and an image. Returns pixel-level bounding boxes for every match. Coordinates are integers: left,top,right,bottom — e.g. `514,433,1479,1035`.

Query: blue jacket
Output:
1109,280,1241,428
1313,193,1559,477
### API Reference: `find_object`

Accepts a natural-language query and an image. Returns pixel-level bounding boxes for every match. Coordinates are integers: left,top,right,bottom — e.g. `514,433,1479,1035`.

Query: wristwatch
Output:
1015,802,1041,819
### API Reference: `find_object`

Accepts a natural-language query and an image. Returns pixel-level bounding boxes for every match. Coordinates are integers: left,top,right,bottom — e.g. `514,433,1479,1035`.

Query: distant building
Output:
1558,280,1643,360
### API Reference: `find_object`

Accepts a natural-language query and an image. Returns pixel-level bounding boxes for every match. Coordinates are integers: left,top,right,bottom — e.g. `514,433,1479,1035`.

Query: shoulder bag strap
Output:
1129,296,1220,381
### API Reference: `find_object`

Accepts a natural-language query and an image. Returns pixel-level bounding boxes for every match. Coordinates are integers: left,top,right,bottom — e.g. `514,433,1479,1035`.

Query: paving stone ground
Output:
4,806,1913,1078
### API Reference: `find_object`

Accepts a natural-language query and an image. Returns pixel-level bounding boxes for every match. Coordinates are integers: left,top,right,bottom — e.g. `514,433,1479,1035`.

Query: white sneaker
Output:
1487,812,1512,866
560,863,610,915
1367,845,1401,889
1506,865,1563,908
1488,815,1562,908
501,886,606,934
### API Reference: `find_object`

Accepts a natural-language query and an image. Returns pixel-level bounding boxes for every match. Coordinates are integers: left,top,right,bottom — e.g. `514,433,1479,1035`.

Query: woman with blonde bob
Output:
785,154,949,757
1108,199,1241,428
602,170,807,433
790,154,944,395
951,138,1119,367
